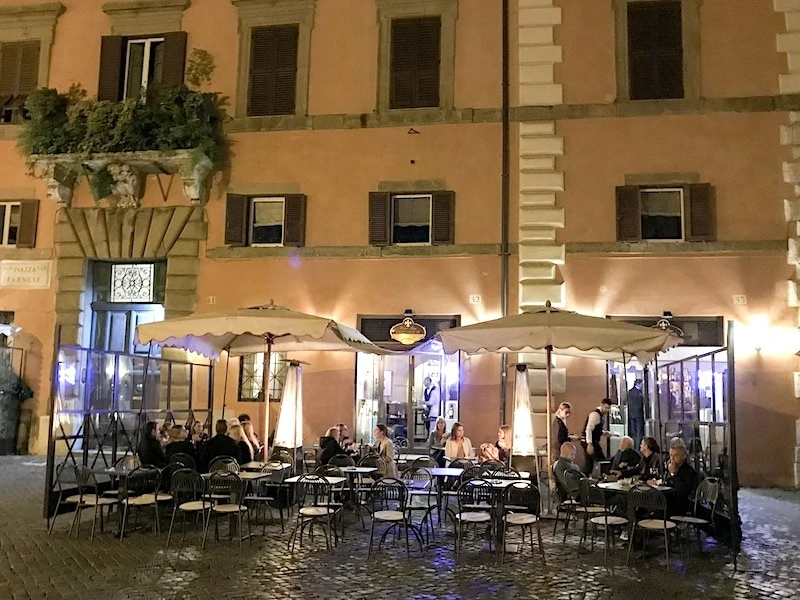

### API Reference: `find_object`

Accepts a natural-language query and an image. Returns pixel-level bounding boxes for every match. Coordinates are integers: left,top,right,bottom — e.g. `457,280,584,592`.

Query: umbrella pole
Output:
221,349,230,420
545,345,554,500
263,336,273,461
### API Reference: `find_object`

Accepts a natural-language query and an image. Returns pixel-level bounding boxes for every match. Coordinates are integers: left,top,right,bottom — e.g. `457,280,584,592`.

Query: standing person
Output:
421,377,440,432
495,424,512,464
444,422,474,459
137,421,167,468
626,379,645,447
582,398,612,477
373,424,398,478
551,402,575,461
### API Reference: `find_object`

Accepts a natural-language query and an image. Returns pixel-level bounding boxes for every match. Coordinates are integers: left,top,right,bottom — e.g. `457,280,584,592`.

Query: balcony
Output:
18,85,225,208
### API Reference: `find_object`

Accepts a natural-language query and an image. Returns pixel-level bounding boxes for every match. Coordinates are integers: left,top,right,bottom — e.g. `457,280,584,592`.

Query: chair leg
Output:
167,506,178,547
552,507,560,536
368,518,376,558
246,509,253,546
664,527,670,573
90,505,99,542
625,524,635,566
201,510,211,549
536,522,546,566
119,504,129,541
404,519,410,558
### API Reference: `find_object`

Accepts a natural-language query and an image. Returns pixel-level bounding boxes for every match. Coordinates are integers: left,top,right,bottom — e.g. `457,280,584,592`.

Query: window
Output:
369,191,454,247
251,197,285,246
0,311,13,347
248,25,298,117
392,194,431,244
390,17,441,109
627,1,683,100
0,202,20,246
110,263,156,303
0,200,37,248
616,184,715,242
224,193,307,247
123,38,165,101
0,40,40,123
239,351,288,402
97,32,187,102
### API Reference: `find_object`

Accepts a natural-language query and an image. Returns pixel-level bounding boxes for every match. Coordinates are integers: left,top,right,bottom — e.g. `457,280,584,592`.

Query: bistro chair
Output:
552,465,583,543
245,463,289,533
101,455,141,498
329,454,356,468
576,478,608,552
288,474,338,553
119,466,164,539
166,468,209,547
626,484,677,572
48,462,81,536
303,448,318,473
168,452,196,470
488,465,521,479
411,456,437,469
449,458,473,470
454,478,495,563
270,449,294,470
368,478,423,558
582,480,628,565
208,456,240,473
479,461,505,475
50,463,117,541
499,481,545,565
401,467,437,543
315,464,347,539
203,472,251,549
671,477,719,552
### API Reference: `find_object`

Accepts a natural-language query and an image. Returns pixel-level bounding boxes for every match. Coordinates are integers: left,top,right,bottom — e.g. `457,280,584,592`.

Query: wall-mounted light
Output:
749,315,769,353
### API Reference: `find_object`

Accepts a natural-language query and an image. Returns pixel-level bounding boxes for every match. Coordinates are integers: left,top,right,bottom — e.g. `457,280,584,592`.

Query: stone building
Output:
0,0,798,487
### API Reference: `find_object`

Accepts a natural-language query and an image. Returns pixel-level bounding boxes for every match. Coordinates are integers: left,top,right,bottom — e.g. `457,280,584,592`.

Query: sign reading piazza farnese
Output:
0,260,53,289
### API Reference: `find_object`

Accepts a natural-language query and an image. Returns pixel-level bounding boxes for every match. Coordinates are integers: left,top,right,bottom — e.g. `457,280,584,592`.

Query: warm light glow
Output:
512,366,536,455
274,363,303,448
738,315,800,355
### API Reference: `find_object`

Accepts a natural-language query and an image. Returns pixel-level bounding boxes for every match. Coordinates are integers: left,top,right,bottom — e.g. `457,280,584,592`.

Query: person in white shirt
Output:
421,377,441,431
581,398,612,476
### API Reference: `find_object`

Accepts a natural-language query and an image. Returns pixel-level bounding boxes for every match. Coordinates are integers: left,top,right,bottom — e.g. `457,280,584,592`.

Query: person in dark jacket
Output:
137,421,167,468
664,445,699,516
553,442,583,499
551,402,574,461
609,436,643,478
198,419,240,472
639,436,663,480
318,426,346,465
165,425,195,461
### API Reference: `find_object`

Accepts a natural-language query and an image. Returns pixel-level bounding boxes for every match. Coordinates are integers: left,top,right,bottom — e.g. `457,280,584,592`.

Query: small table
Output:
398,453,428,464
337,466,377,475
240,461,292,472
598,482,672,493
285,475,347,486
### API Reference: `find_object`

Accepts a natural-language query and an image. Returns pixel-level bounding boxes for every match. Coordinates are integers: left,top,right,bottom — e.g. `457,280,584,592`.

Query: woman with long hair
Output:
427,416,448,467
228,423,254,465
373,424,398,478
444,422,474,459
241,420,263,461
639,436,663,480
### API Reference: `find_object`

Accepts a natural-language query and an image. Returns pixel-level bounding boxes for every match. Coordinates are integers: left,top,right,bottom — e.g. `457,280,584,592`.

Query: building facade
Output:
0,0,797,487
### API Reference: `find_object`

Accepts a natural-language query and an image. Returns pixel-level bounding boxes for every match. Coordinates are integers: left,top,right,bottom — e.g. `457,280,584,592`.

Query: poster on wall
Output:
0,260,53,289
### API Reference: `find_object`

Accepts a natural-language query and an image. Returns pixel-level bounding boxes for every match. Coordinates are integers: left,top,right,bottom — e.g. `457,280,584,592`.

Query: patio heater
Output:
510,363,538,482
273,360,303,472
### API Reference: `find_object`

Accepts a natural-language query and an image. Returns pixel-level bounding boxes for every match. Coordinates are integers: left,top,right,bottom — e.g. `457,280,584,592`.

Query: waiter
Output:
550,402,575,461
581,398,612,476
421,377,440,432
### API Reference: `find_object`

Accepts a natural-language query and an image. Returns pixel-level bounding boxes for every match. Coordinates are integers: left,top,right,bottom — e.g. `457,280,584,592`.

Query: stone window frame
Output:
0,2,64,94
613,0,702,102
375,0,458,114
102,0,189,36
231,0,316,119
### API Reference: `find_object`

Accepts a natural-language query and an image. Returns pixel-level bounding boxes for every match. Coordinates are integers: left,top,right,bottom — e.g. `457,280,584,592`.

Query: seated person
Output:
663,445,699,516
165,424,195,460
198,419,240,472
477,442,501,463
335,423,356,453
639,436,663,480
608,436,642,479
553,442,583,500
228,424,254,465
444,422,474,459
318,426,346,465
495,424,512,464
137,421,167,468
427,417,448,467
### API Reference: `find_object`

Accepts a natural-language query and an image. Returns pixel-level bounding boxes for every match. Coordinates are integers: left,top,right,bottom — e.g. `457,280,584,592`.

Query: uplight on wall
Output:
739,315,800,355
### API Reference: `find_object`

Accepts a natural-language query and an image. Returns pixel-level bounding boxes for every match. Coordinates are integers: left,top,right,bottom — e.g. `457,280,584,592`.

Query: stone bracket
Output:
29,149,216,207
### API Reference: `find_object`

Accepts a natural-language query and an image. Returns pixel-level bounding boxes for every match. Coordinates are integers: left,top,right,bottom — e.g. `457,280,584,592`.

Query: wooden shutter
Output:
684,183,716,242
248,25,298,117
390,17,442,109
616,186,641,241
368,192,391,246
161,31,188,87
283,194,307,247
430,190,454,245
15,199,39,249
225,194,250,247
0,42,21,97
627,1,683,100
18,41,40,94
97,36,125,102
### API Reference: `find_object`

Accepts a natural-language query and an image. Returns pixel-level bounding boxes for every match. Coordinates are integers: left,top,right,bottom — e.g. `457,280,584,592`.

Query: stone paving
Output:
0,456,799,600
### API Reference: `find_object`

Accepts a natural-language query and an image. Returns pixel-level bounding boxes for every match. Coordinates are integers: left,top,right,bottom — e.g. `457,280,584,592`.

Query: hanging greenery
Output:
17,83,227,168
0,359,32,404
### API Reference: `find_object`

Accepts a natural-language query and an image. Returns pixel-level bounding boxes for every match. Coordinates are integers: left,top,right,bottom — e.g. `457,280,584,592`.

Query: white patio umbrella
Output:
136,301,391,455
437,301,681,487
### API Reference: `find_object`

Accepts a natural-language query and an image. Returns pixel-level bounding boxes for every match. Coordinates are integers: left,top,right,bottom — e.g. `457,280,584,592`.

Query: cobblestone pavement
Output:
1,456,799,600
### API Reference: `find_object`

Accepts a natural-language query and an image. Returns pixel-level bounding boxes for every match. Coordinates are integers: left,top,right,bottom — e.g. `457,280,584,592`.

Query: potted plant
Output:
0,359,33,455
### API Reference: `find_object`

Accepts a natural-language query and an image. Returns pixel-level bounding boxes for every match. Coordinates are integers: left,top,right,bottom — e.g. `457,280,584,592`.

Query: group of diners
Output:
553,434,700,519
137,414,264,473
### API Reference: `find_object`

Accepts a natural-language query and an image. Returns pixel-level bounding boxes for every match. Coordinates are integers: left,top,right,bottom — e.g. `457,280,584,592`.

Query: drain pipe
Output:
499,0,511,425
